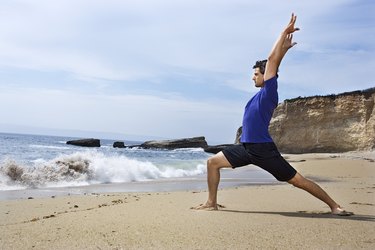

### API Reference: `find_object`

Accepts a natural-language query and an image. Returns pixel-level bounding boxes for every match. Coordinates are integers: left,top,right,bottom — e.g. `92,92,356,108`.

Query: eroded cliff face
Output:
269,88,375,153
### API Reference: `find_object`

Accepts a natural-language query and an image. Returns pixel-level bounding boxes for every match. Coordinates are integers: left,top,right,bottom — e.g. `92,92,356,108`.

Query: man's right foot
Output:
331,206,354,216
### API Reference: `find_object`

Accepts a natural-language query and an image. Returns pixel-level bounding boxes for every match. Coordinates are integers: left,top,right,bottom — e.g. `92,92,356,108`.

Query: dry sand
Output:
0,153,374,249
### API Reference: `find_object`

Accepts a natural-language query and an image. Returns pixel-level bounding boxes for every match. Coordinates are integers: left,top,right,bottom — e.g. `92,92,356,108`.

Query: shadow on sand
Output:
221,209,375,222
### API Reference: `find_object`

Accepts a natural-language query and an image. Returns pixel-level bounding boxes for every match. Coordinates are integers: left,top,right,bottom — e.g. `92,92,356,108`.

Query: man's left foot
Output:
190,203,226,211
191,203,218,211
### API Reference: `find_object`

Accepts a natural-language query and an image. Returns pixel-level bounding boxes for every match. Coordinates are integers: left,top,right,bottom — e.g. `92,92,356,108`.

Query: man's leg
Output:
288,173,351,215
192,152,232,210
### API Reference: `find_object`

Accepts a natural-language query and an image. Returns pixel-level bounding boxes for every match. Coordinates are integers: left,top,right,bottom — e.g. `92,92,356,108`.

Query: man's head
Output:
252,60,267,88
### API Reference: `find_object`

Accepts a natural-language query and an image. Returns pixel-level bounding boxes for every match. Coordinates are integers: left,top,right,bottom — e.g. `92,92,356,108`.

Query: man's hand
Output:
281,14,299,55
284,13,300,35
282,34,297,51
264,13,299,81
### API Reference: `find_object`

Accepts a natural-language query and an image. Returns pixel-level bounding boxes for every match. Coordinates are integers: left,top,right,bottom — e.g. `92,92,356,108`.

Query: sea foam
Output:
0,151,206,190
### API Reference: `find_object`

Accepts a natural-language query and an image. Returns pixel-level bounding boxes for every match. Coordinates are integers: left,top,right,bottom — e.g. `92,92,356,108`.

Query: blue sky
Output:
0,0,374,144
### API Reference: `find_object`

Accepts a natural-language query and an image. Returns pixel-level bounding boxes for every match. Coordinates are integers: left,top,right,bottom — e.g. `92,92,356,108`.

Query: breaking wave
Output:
0,151,206,190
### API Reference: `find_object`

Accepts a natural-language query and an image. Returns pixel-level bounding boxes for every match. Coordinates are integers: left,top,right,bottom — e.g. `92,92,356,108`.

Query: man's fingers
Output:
290,13,294,23
290,13,297,25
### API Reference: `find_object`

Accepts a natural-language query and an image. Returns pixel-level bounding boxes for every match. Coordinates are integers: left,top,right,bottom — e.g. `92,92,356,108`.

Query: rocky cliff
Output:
269,88,375,153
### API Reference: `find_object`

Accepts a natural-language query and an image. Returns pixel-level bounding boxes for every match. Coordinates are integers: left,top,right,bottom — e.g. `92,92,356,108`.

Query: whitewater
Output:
0,133,207,191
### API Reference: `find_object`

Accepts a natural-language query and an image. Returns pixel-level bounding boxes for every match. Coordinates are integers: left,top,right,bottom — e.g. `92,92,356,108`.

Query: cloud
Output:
0,0,373,142
0,1,273,81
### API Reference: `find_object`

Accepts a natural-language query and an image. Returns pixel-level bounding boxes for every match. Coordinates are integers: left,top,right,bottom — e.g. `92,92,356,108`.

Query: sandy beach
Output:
1,153,374,249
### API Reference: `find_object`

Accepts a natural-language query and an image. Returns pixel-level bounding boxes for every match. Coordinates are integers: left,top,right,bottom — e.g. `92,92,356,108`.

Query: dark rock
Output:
140,136,208,150
113,141,125,148
66,138,100,147
235,127,242,144
204,144,234,154
204,127,242,154
126,144,142,149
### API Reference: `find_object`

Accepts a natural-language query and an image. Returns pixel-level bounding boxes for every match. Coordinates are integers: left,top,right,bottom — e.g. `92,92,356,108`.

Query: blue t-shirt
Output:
240,76,279,143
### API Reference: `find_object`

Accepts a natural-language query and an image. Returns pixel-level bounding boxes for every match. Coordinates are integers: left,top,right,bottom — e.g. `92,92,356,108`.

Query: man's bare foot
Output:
190,203,226,211
191,203,218,211
331,206,354,216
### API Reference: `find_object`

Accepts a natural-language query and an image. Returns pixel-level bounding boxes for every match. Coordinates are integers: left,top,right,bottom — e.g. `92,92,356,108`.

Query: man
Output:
193,14,352,216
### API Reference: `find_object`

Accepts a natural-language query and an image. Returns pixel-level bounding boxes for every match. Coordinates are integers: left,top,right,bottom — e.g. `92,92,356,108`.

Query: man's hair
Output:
253,60,267,74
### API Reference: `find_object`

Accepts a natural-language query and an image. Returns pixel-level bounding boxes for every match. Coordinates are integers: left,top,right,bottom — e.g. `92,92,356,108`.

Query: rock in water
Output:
204,144,234,154
66,138,101,147
204,127,242,154
113,141,125,148
141,136,208,149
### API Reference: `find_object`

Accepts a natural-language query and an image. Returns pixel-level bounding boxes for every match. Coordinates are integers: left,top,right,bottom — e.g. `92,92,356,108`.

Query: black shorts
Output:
222,143,297,182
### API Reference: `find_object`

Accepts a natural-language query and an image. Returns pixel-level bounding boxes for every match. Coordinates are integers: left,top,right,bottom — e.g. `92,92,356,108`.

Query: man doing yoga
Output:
193,14,352,216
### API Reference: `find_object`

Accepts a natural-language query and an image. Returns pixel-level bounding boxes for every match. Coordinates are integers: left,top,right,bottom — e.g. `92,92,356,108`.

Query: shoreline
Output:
1,152,374,249
1,151,373,201
0,167,277,201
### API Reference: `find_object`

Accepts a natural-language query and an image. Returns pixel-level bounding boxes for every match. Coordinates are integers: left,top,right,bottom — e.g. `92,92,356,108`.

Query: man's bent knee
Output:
207,152,232,170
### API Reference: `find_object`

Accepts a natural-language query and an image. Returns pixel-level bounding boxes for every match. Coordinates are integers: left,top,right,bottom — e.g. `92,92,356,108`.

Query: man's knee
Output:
207,152,231,170
207,156,219,170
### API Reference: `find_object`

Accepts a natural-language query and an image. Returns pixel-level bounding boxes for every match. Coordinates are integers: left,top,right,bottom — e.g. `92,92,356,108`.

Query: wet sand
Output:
0,153,374,249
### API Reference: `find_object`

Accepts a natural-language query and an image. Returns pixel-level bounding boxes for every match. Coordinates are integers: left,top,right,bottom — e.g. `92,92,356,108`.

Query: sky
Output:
0,0,374,144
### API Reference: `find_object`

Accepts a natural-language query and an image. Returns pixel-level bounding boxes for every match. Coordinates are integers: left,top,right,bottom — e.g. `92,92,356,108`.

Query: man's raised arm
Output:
264,13,299,81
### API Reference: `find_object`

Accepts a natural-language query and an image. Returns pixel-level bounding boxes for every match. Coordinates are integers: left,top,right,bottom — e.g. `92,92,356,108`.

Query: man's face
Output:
252,68,264,88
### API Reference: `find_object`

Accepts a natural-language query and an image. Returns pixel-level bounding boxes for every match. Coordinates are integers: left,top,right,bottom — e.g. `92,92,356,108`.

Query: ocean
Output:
0,132,274,200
